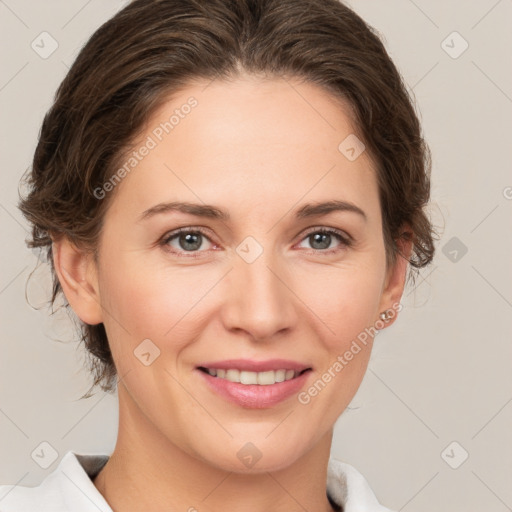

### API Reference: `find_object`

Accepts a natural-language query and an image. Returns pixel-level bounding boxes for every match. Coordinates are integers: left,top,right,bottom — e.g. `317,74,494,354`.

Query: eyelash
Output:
159,226,353,258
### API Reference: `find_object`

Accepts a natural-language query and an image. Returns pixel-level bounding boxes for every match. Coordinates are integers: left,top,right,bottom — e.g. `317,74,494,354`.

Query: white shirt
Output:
0,451,395,511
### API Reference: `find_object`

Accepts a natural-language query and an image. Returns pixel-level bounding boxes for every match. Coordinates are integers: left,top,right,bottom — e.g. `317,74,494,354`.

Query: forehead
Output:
105,76,380,224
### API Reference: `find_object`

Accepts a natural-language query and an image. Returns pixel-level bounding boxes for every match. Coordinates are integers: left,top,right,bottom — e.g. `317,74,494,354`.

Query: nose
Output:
220,249,298,342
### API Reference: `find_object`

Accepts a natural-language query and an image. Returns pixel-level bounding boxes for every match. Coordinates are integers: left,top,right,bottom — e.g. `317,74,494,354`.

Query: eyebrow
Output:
139,199,367,222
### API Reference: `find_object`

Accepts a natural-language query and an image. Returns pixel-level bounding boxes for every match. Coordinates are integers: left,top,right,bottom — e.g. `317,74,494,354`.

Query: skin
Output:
53,74,412,512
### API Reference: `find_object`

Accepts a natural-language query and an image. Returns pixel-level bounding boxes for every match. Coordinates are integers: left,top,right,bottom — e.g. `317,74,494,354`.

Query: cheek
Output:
294,259,385,345
292,266,384,415
97,251,218,357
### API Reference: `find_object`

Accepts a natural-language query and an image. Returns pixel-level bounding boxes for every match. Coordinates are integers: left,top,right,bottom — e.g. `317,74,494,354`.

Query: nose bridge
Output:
223,241,295,339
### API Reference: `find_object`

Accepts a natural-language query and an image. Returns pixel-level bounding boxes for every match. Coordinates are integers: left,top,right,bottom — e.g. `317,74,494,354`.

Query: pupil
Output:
180,233,202,251
311,233,330,250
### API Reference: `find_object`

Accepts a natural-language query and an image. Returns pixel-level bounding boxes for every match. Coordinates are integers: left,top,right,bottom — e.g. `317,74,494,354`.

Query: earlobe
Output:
377,226,414,327
52,236,103,325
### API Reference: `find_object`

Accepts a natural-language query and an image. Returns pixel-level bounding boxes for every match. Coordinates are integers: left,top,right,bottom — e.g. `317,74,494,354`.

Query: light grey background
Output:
1,1,511,510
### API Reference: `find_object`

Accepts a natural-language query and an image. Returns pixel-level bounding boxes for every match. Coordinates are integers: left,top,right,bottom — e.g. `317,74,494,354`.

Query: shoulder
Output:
0,451,111,512
327,457,396,512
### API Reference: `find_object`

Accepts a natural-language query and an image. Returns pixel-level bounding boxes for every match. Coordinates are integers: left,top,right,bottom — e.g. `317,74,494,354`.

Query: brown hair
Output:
19,0,438,397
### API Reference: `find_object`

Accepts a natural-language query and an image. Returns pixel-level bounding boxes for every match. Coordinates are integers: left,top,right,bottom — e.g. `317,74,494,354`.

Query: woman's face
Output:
77,76,405,472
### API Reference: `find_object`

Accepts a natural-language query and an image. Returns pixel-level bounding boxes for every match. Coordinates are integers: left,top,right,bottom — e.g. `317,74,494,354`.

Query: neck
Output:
93,385,337,512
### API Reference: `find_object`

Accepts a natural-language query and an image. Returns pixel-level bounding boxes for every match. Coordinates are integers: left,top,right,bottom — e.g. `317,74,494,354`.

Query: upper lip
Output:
197,359,312,372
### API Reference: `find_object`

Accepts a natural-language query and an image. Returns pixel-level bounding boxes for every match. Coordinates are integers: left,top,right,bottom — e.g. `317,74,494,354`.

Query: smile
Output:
198,367,308,385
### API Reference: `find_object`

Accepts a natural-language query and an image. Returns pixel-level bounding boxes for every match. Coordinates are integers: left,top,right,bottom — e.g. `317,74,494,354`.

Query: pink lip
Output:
196,358,311,372
195,360,313,409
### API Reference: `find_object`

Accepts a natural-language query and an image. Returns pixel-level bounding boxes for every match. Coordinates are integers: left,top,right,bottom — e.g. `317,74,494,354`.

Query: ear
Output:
376,225,414,328
52,236,103,325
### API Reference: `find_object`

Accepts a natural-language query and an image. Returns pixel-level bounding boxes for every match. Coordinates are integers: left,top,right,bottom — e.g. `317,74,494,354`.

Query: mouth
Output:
195,361,313,409
197,367,311,386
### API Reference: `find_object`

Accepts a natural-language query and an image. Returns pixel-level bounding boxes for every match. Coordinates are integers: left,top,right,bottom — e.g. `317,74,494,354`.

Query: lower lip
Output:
197,369,312,409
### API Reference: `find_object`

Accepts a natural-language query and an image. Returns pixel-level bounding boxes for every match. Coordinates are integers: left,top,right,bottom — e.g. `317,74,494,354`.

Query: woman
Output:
2,0,436,510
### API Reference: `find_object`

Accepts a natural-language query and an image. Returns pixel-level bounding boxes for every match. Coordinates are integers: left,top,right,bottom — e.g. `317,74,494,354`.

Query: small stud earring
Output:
379,309,392,322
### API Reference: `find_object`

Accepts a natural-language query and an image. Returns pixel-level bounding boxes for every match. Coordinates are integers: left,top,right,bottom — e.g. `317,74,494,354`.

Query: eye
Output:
160,227,216,257
296,227,352,254
159,226,353,258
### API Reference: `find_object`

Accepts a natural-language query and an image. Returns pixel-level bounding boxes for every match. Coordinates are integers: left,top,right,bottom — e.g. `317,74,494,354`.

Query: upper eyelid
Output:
300,225,352,240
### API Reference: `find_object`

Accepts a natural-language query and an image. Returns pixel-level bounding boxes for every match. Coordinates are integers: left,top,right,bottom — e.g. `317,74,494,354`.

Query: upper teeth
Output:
206,368,299,385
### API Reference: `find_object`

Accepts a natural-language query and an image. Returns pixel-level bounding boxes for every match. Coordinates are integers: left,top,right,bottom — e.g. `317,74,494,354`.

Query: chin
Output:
193,432,312,474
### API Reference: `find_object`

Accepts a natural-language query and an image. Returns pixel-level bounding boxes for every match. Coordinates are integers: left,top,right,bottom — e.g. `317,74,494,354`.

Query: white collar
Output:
0,451,394,511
